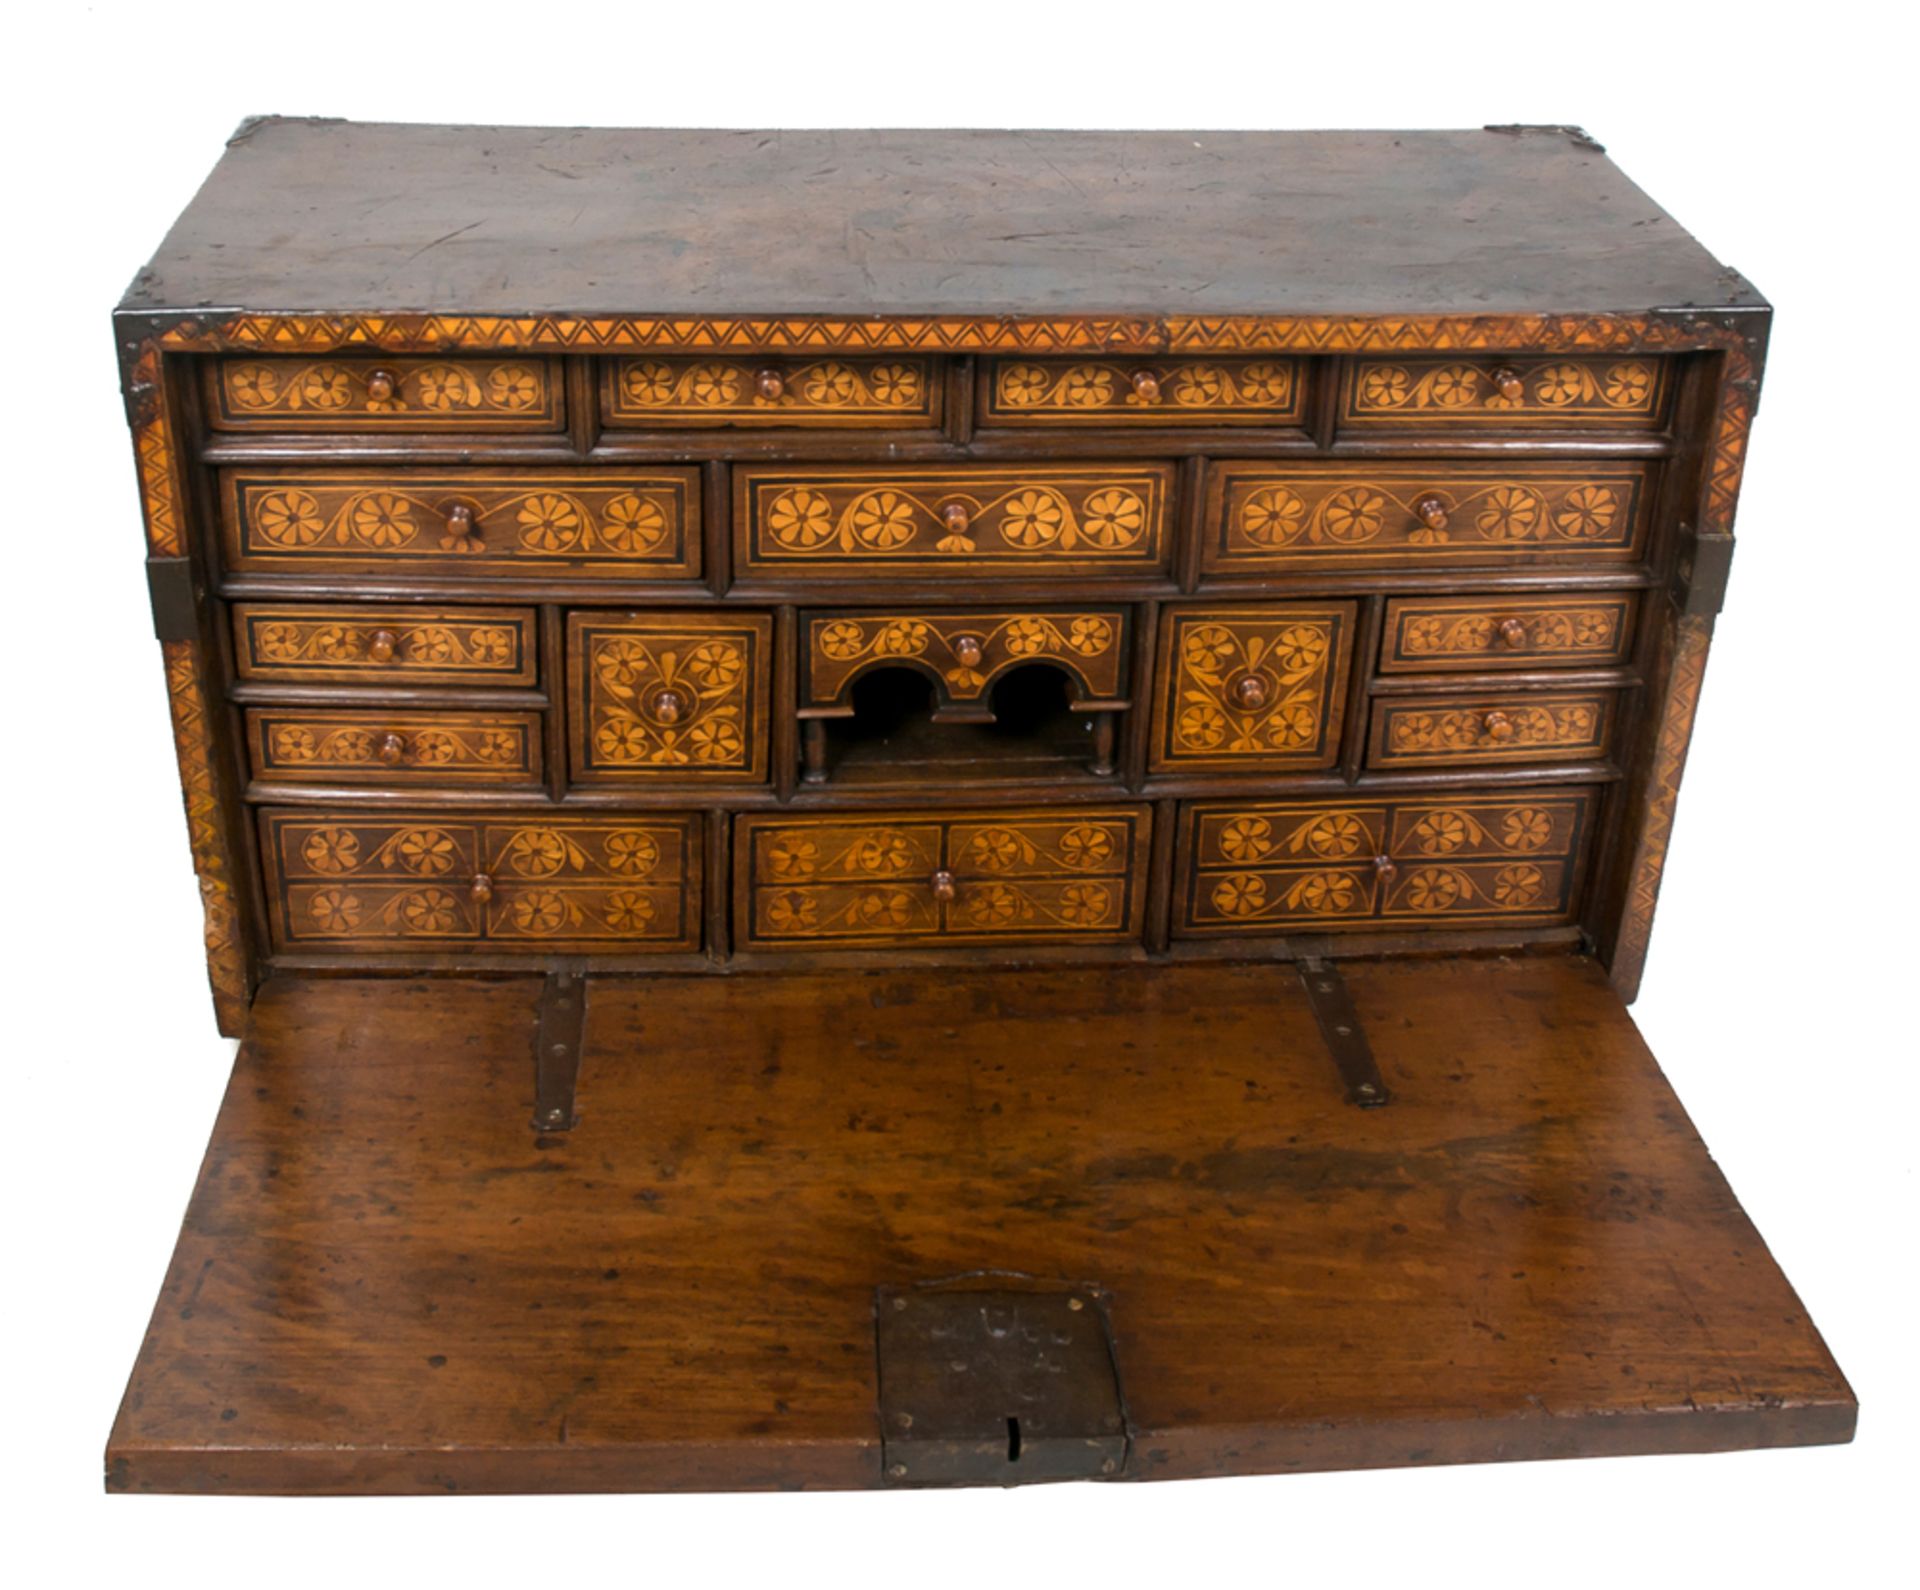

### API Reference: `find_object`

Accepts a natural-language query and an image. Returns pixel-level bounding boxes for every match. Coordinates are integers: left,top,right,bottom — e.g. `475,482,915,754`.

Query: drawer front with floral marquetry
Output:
245,709,542,786
1367,690,1616,769
1203,462,1652,573
1379,594,1637,673
803,609,1130,711
1150,604,1354,773
567,612,774,783
736,806,1150,949
603,357,940,428
1175,790,1594,937
260,810,700,953
979,358,1307,426
1338,356,1672,430
205,356,565,431
736,466,1172,577
222,468,699,578
232,604,539,686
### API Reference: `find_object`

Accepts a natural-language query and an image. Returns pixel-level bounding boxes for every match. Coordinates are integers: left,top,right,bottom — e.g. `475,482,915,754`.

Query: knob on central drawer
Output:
1130,368,1162,403
1413,494,1449,531
650,688,689,724
1496,618,1529,649
1228,672,1269,710
754,366,786,401
953,635,984,668
470,873,494,905
1373,855,1398,884
365,368,399,402
930,870,958,903
939,500,972,535
376,732,407,764
445,502,479,539
1482,710,1517,742
1490,365,1525,400
366,628,400,663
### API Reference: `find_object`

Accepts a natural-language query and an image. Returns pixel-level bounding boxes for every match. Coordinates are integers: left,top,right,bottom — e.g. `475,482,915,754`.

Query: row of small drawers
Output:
261,788,1596,953
205,353,1676,434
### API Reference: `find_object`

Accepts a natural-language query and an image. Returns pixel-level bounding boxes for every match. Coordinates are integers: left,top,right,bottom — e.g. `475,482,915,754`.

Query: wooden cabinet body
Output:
108,123,1850,1496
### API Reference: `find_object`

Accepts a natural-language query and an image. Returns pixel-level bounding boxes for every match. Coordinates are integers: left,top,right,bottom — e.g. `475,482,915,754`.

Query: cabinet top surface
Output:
124,120,1758,321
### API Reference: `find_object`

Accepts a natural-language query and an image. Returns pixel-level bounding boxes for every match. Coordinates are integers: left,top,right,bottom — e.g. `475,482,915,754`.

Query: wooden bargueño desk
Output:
107,121,1853,1493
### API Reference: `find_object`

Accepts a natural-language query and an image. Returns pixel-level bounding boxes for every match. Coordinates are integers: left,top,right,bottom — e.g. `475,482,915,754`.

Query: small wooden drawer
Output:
1338,356,1673,430
261,810,701,953
736,805,1151,949
978,358,1307,426
205,356,564,431
603,357,940,428
222,468,699,579
736,465,1173,579
1175,789,1594,937
1380,594,1636,673
246,708,542,786
567,611,774,784
1367,690,1617,770
802,608,1130,712
232,604,538,686
1203,461,1652,574
1149,604,1354,773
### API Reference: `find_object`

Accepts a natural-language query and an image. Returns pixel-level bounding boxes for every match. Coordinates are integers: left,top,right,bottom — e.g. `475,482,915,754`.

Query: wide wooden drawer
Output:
735,465,1173,578
603,357,940,428
232,604,538,686
979,357,1306,426
1175,789,1594,937
1338,355,1673,430
222,468,699,579
1150,603,1354,773
205,356,565,431
1203,461,1652,573
1367,689,1617,769
246,708,542,786
567,611,774,783
1380,593,1636,673
260,810,701,953
736,805,1150,948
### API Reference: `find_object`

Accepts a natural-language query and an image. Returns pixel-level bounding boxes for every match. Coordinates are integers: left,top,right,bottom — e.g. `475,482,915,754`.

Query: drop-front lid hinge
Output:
1299,958,1391,1107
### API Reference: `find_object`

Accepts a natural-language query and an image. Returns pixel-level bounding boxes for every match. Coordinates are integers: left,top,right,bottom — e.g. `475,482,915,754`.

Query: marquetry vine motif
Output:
162,641,248,1033
235,607,535,684
208,357,562,429
1384,596,1633,672
1344,357,1669,424
806,611,1127,706
1154,607,1351,770
740,468,1170,569
248,712,539,781
604,358,937,424
572,615,771,781
984,358,1304,423
1371,694,1613,767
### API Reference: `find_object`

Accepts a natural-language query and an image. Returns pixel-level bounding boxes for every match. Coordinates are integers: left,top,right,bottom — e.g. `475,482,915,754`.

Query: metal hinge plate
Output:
1676,526,1735,616
146,557,199,642
1299,959,1391,1107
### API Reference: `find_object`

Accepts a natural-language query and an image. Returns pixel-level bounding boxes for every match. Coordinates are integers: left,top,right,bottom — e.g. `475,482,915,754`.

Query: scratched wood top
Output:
107,955,1850,1493
123,122,1757,318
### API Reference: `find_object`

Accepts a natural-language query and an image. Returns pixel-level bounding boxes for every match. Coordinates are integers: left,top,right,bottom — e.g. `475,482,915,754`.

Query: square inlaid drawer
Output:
261,810,701,953
222,468,699,579
603,357,941,428
1203,461,1652,574
246,708,542,787
1366,690,1617,770
1380,594,1637,673
567,611,774,784
1175,789,1595,937
232,604,538,686
205,356,566,431
1150,604,1354,773
736,465,1172,578
1337,355,1673,431
736,806,1151,949
978,357,1307,427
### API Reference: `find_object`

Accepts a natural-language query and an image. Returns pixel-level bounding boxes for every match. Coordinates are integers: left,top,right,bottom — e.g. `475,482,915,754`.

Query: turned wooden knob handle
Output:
1490,365,1525,401
754,366,786,402
650,688,688,725
953,636,984,668
445,502,478,538
1496,618,1529,650
366,628,399,663
470,873,494,905
1414,494,1449,531
365,368,398,402
1130,368,1162,403
939,500,972,535
376,732,407,764
1373,855,1398,885
1229,672,1269,710
930,869,957,903
1483,710,1517,743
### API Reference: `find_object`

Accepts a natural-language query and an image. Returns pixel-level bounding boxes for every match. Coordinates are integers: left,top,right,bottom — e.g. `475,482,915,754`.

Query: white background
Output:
3,3,1910,1584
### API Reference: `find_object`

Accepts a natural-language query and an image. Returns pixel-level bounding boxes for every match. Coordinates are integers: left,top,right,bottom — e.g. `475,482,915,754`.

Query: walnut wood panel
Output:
232,604,538,686
803,609,1129,710
567,612,773,784
205,356,564,431
736,465,1172,577
222,468,699,578
260,810,700,953
603,357,939,428
978,358,1306,426
1367,690,1617,770
1380,593,1636,673
1177,789,1594,937
1150,604,1353,773
1338,355,1672,429
737,806,1149,948
246,709,542,786
1203,462,1652,573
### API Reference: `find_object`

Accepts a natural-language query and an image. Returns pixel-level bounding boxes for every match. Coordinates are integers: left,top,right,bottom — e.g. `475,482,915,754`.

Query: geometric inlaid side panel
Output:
1380,594,1636,673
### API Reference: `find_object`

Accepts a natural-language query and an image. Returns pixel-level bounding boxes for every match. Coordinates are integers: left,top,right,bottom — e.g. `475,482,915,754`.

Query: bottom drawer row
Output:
259,789,1597,954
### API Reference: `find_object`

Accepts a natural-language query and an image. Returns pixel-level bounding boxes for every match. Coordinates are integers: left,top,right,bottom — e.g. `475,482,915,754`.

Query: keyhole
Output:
1007,1417,1022,1462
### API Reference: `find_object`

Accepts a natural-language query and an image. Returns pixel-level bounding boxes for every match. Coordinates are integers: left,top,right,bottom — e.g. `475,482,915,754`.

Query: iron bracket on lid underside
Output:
532,959,589,1134
1298,958,1391,1107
